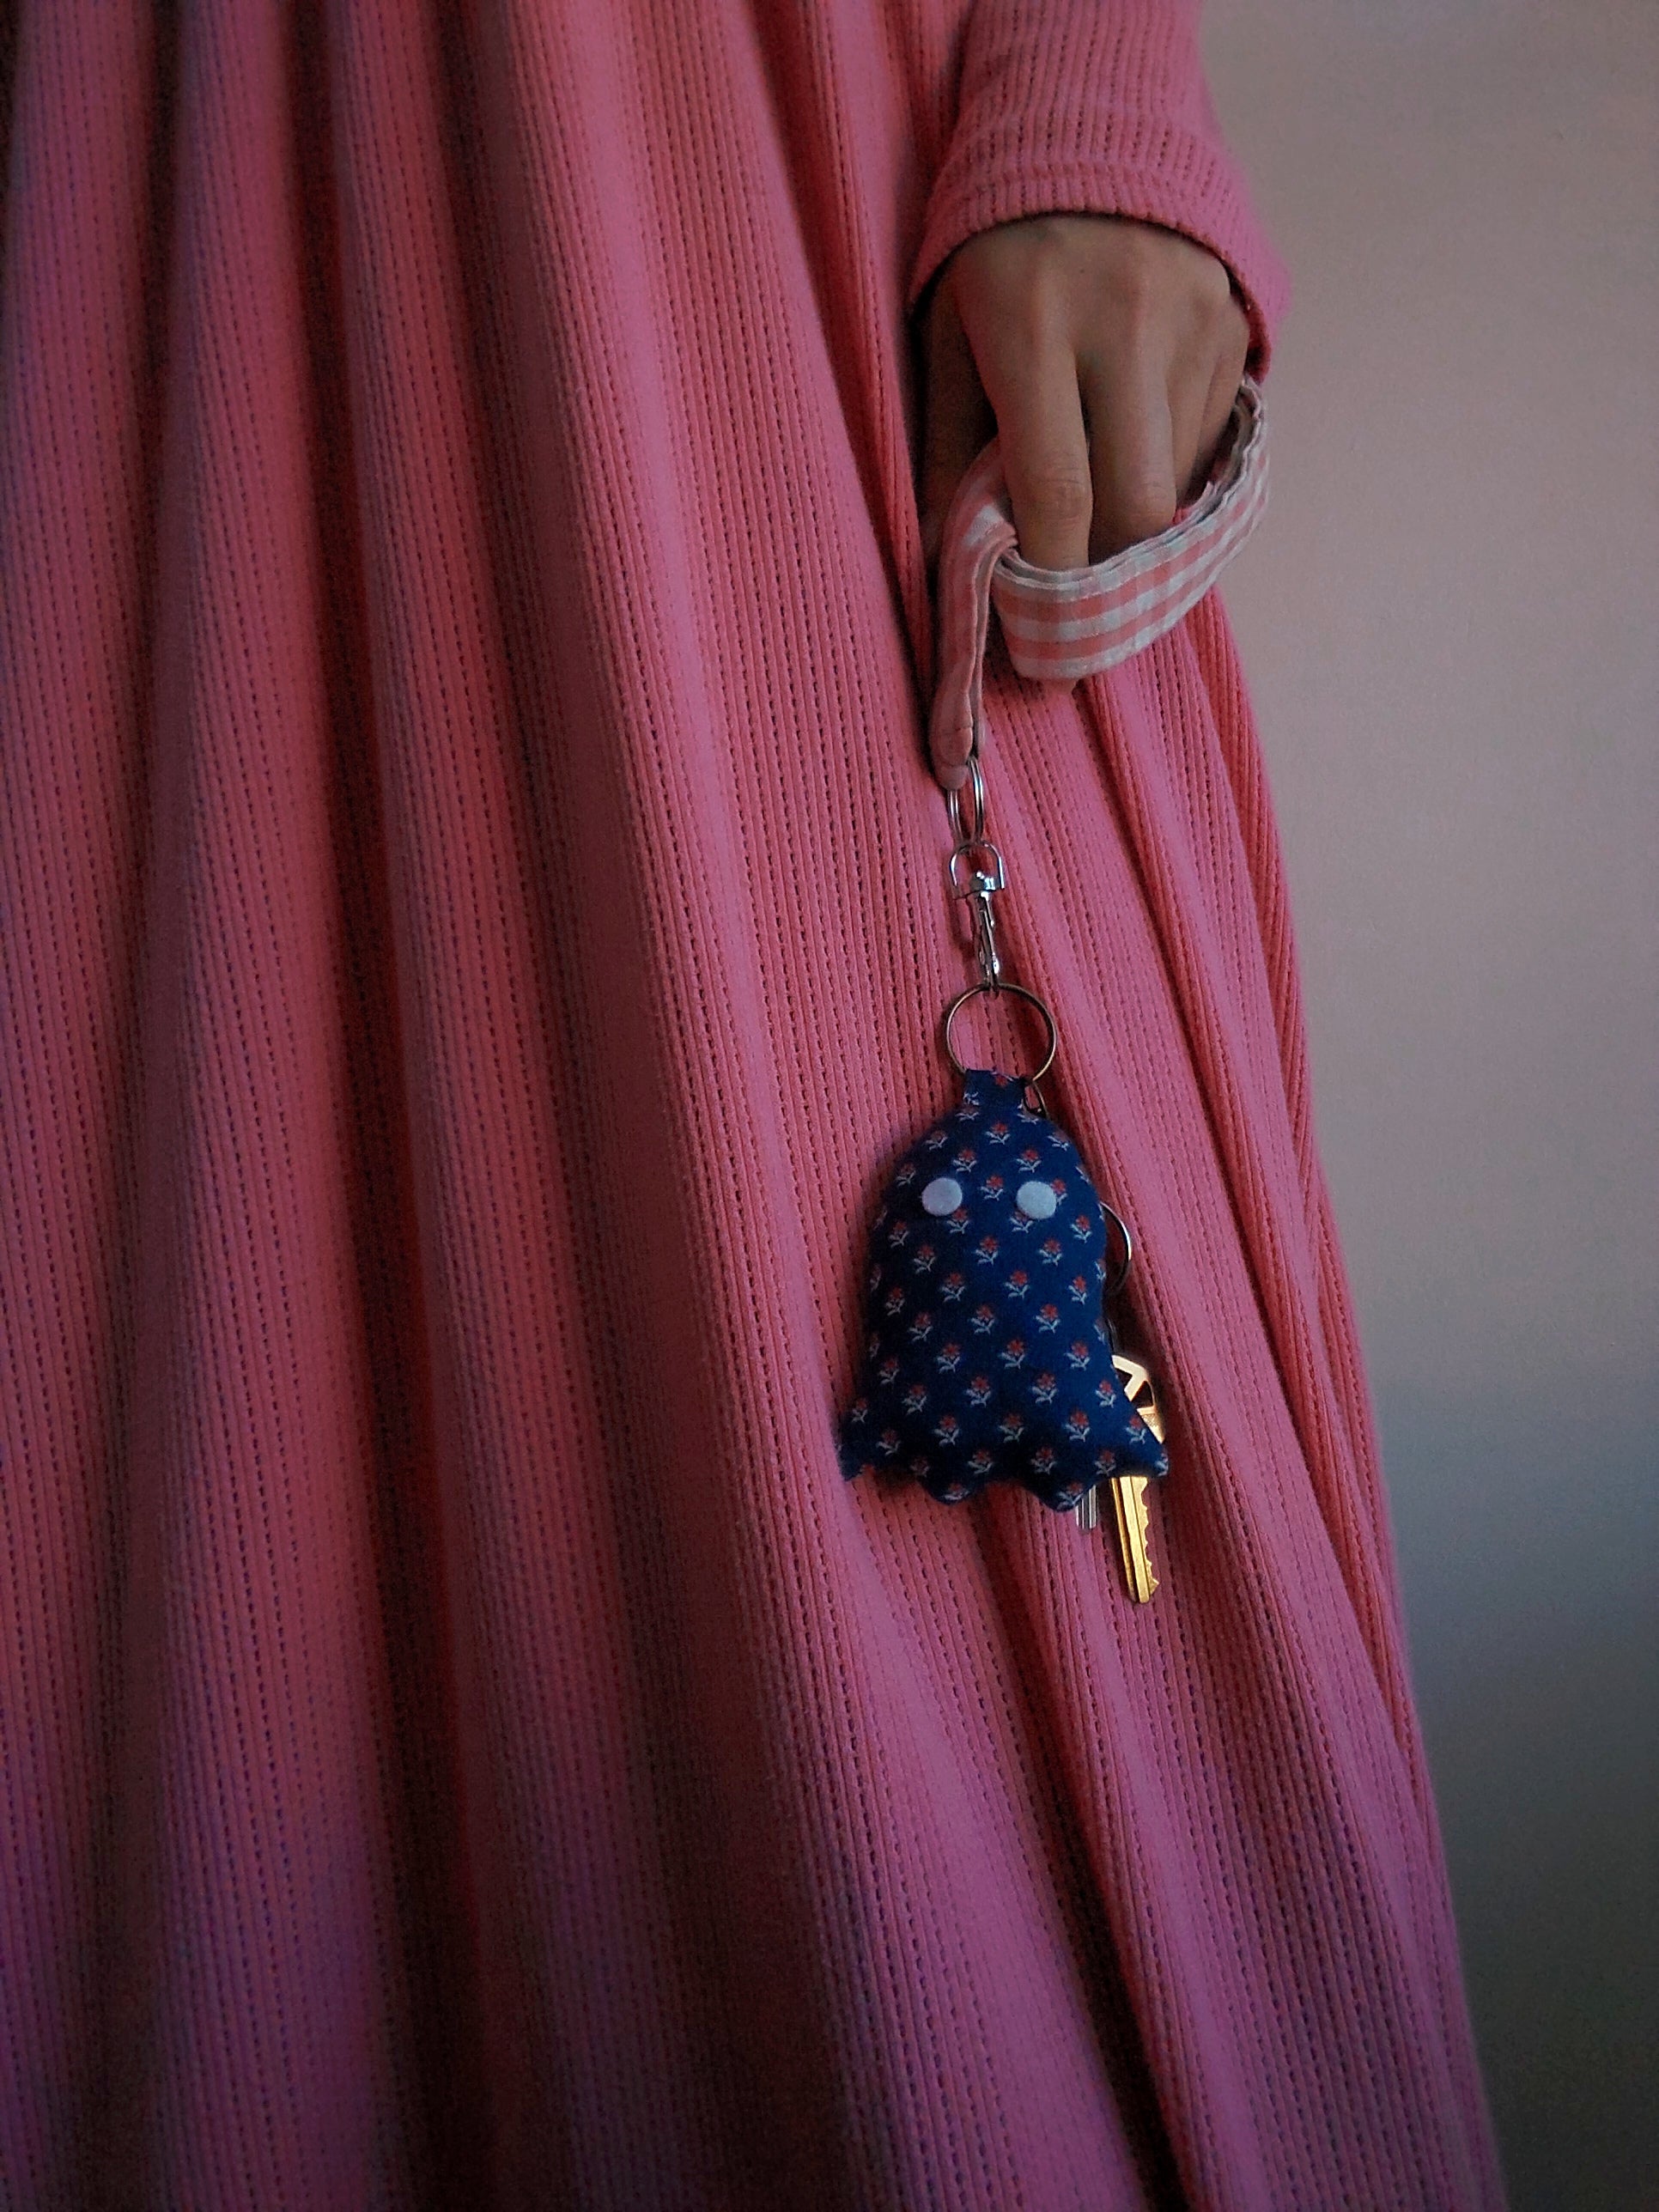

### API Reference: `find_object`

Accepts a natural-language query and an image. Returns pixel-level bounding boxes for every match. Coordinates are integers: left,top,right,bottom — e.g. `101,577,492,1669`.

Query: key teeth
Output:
1111,1474,1158,1602
1073,1474,1161,1601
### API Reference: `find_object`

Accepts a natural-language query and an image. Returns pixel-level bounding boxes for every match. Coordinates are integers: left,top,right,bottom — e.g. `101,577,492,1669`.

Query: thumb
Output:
917,276,995,576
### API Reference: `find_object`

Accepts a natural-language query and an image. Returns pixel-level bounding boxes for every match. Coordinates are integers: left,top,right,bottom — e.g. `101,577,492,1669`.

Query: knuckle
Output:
1102,270,1161,337
1112,485,1178,544
1006,215,1086,283
1099,227,1164,302
1204,280,1248,357
1021,465,1094,526
1193,250,1235,313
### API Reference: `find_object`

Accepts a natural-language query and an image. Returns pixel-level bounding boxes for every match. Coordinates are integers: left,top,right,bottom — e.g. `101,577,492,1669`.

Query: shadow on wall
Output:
1380,1384,1657,2212
1204,1,1659,2206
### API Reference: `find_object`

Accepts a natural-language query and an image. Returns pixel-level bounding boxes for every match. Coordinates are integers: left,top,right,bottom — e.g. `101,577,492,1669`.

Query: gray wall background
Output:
1205,3,1657,2206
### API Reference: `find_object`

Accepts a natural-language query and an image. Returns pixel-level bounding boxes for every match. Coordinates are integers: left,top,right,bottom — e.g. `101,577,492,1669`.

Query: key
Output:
1073,1469,1158,1598
1110,1476,1158,1602
1070,1346,1167,1598
1111,1347,1166,1601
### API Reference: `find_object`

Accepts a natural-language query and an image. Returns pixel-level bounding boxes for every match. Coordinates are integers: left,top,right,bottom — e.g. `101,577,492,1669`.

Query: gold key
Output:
1110,1476,1158,1601
1073,1470,1158,1599
1073,1348,1167,1602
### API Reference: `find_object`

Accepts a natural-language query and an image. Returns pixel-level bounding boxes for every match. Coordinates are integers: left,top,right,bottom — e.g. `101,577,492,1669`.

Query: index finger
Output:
1077,344,1179,561
968,318,1095,572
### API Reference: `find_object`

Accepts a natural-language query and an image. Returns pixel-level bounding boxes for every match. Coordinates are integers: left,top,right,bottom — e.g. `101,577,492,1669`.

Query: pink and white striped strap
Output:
929,374,1269,780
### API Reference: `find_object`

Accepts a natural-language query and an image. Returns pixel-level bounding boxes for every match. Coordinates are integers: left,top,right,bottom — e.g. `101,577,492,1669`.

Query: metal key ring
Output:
1099,1202,1134,1302
941,978,1058,1085
943,733,988,848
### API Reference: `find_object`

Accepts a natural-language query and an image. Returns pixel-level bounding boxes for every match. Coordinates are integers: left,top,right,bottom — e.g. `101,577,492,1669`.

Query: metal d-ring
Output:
944,742,988,848
1098,1202,1134,1301
942,978,1059,1089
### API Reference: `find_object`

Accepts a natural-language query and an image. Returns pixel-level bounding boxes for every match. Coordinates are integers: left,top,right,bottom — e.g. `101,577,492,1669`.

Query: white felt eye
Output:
1015,1178,1057,1219
921,1176,963,1217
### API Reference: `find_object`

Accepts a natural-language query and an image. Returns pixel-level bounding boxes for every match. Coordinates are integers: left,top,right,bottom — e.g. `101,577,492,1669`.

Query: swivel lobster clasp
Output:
947,835,1005,988
943,740,1006,990
939,738,1057,1117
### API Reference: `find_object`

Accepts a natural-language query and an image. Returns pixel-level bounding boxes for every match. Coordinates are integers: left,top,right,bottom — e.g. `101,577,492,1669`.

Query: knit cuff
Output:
905,3,1292,379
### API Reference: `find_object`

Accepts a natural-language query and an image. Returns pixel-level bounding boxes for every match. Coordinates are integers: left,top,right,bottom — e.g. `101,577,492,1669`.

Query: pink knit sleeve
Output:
906,0,1293,377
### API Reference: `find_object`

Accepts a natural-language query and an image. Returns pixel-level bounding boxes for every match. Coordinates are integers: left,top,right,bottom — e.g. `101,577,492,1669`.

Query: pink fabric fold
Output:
0,4,1505,2206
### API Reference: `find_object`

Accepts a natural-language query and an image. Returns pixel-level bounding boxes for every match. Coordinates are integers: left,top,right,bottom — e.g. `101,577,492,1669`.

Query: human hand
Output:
915,212,1252,578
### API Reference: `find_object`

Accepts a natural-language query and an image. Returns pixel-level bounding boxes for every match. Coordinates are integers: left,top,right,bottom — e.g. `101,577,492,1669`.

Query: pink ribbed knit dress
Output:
0,3,1508,2205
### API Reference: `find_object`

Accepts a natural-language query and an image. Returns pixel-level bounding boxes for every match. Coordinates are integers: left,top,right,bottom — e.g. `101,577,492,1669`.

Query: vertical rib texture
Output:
0,2,1504,2206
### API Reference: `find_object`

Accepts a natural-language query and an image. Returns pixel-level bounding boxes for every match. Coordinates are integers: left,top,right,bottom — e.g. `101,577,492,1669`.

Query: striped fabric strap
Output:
929,374,1269,775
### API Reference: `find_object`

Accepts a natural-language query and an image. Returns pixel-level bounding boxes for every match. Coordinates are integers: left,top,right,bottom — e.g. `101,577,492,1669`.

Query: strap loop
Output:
928,375,1270,782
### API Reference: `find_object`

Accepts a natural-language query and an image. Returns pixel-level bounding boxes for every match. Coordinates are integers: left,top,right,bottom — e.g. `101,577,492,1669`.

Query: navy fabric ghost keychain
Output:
838,741,1172,1602
838,385,1271,1598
